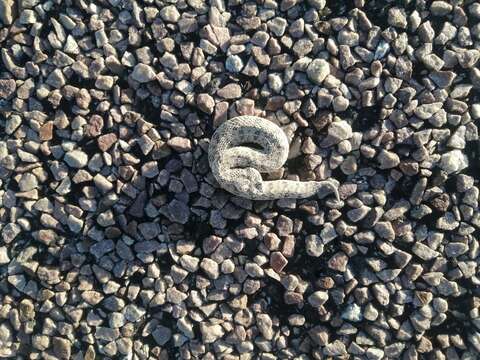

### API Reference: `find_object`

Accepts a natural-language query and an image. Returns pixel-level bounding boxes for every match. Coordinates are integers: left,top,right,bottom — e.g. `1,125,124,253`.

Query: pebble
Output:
256,314,274,340
200,258,219,279
267,17,287,37
52,337,72,360
321,120,352,146
64,150,88,168
439,150,468,174
200,323,224,343
2,223,21,243
308,0,325,9
225,55,244,73
342,303,363,322
377,150,400,169
0,79,16,99
307,59,330,85
324,340,347,356
270,252,288,272
39,122,53,141
414,102,443,119
197,93,215,113
166,199,190,224
131,63,156,83
412,243,439,261
160,5,180,22
18,173,38,191
152,326,172,346
388,7,408,29
308,291,328,307
217,84,241,99
0,247,10,264
123,304,146,322
98,133,117,152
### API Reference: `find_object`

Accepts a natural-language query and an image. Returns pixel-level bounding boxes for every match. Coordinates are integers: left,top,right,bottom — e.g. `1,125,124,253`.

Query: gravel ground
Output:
1,0,480,358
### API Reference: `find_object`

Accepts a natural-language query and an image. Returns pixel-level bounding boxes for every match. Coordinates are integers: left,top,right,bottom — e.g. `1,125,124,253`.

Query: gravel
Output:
0,0,479,358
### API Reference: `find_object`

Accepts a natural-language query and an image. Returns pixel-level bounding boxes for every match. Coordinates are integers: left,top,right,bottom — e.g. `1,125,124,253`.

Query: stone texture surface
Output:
0,1,478,359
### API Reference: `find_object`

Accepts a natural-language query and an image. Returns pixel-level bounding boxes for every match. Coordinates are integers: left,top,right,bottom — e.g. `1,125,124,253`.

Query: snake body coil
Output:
208,116,338,200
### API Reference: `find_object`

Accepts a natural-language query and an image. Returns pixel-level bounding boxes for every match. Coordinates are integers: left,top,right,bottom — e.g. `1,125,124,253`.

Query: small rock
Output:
270,252,288,272
97,133,117,152
131,63,156,83
324,340,347,356
123,304,146,322
18,173,38,192
152,326,172,346
388,7,407,29
225,55,243,73
95,75,114,90
414,102,443,119
39,122,54,141
197,93,215,113
439,150,468,174
328,252,348,272
160,5,180,22
308,291,329,307
256,314,274,340
342,303,363,322
52,337,71,360
200,258,219,279
167,137,192,152
307,0,325,10
436,212,460,230
0,247,10,264
46,69,66,88
64,150,88,168
276,215,293,236
2,223,21,243
321,120,352,146
166,199,190,224
306,235,323,257
217,83,241,99
200,323,224,343
267,17,287,37
0,79,16,99
412,243,439,261
307,59,330,85
377,150,400,169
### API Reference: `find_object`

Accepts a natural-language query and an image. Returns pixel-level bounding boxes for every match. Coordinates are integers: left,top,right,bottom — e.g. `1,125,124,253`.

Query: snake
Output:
208,115,339,200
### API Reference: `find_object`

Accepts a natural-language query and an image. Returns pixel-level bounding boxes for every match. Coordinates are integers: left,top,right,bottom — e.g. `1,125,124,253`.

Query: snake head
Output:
230,168,263,198
317,180,340,200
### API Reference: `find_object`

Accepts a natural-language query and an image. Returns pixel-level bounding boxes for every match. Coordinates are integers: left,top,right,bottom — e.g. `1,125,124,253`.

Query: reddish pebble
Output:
97,133,117,152
270,251,288,273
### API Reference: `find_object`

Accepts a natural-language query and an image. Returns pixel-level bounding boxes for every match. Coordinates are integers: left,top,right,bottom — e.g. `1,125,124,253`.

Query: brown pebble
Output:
167,137,192,152
430,194,450,212
282,235,295,257
284,291,303,305
265,96,285,111
0,79,16,99
327,252,348,272
264,233,281,250
203,235,222,254
217,83,242,99
318,277,335,289
97,133,117,152
270,251,288,272
39,122,54,141
86,115,104,137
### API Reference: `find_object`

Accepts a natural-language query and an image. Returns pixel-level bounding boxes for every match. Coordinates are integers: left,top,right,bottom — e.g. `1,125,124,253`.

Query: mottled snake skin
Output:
208,116,339,200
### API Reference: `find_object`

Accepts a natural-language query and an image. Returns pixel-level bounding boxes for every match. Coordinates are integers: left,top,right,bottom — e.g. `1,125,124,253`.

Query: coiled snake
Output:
208,116,339,200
